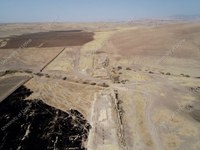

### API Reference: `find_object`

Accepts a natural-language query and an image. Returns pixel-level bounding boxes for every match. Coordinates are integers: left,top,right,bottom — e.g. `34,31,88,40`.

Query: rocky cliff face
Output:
0,86,91,150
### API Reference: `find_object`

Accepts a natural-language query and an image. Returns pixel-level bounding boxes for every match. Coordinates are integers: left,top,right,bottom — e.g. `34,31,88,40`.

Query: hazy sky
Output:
0,0,200,22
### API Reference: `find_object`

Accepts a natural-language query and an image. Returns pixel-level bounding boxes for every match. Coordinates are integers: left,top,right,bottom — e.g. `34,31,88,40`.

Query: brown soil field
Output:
110,23,200,58
0,30,94,48
104,23,200,77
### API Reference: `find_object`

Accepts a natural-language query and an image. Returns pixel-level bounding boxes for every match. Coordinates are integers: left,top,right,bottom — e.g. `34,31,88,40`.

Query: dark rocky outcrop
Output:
0,86,91,150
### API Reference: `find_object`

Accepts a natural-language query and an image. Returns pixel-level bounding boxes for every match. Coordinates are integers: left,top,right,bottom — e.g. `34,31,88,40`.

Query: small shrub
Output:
149,71,154,74
121,80,126,84
90,82,96,85
5,70,17,74
185,75,190,78
35,72,44,77
44,74,50,78
63,77,67,80
24,70,32,74
117,66,122,70
102,83,109,87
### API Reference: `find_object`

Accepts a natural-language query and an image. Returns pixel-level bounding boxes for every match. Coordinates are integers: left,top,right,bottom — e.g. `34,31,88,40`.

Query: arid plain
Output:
0,21,200,150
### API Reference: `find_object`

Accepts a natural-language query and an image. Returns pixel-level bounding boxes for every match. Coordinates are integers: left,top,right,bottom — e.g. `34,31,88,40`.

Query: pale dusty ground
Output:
0,21,200,150
0,47,62,72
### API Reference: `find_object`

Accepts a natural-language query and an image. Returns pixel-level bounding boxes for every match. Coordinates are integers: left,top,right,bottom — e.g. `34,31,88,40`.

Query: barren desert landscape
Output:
0,21,199,150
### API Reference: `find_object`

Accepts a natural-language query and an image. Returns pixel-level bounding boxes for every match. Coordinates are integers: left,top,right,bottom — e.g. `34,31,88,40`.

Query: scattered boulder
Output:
126,67,131,70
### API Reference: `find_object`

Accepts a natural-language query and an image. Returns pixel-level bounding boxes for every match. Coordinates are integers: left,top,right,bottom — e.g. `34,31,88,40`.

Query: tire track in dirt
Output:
112,83,164,150
40,47,66,72
73,48,80,74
